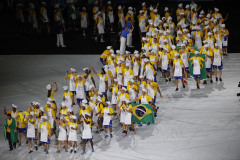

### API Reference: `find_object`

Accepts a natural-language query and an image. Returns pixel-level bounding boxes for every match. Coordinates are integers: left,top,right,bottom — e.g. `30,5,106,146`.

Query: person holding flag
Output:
101,101,114,138
189,51,206,89
133,89,153,126
3,113,18,151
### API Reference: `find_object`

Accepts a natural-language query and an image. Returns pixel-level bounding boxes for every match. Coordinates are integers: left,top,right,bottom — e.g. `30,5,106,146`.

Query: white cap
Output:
118,82,123,85
214,8,219,11
106,101,111,105
35,102,40,106
181,44,186,47
177,31,182,34
128,6,133,10
163,39,168,43
114,79,118,82
168,16,172,21
111,53,115,57
47,101,52,105
29,111,34,116
70,68,76,72
142,88,147,92
142,37,147,41
12,104,18,109
82,99,88,104
46,84,51,90
164,7,168,11
139,10,144,14
142,2,146,6
139,75,144,79
185,4,190,8
221,24,225,28
134,50,139,54
172,45,176,50
72,115,77,120
48,97,53,102
130,79,134,83
122,87,127,91
204,44,209,48
159,30,163,33
135,54,139,58
40,107,45,111
180,12,184,15
98,92,102,95
200,10,205,14
153,9,158,12
183,40,187,44
126,51,130,54
150,7,153,11
195,51,199,54
42,116,47,120
178,3,183,7
208,32,212,35
144,58,150,62
83,67,88,71
175,53,179,57
68,107,72,112
215,43,219,46
61,102,66,107
63,86,68,90
107,46,112,49
118,5,122,10
116,50,120,53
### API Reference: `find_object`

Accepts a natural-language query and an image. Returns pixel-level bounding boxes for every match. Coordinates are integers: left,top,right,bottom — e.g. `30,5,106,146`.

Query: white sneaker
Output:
100,39,105,43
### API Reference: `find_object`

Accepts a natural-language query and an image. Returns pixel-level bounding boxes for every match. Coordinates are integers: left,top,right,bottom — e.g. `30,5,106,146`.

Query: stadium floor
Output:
0,53,240,160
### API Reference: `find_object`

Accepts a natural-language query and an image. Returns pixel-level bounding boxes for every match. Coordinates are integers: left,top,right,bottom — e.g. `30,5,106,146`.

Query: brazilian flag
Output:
131,103,154,124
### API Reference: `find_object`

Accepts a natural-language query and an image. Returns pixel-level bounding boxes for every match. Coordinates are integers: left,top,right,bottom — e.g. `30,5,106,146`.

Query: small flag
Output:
131,103,154,124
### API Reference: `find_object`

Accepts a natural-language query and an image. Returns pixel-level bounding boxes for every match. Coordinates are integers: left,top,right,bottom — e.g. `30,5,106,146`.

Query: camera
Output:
237,82,240,96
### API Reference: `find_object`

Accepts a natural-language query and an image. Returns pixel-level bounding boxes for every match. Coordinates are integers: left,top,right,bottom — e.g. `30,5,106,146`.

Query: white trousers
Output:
120,37,127,55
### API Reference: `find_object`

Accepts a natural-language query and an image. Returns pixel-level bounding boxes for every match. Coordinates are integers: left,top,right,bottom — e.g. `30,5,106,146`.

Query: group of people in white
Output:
4,0,229,156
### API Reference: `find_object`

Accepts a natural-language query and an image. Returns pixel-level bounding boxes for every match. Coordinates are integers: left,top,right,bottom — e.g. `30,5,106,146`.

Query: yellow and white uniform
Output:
102,107,114,126
138,94,153,104
97,73,108,93
25,118,36,138
96,16,105,34
123,68,134,87
63,91,73,108
80,11,88,28
68,121,78,142
75,80,86,99
173,59,184,77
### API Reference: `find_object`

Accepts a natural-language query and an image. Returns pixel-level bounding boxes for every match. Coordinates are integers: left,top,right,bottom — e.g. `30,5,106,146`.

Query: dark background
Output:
0,0,239,55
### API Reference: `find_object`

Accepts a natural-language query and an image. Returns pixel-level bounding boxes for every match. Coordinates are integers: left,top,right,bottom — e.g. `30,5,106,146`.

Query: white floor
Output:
0,54,240,160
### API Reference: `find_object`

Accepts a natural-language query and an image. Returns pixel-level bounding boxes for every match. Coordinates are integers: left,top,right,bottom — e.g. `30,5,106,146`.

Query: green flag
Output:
131,103,154,124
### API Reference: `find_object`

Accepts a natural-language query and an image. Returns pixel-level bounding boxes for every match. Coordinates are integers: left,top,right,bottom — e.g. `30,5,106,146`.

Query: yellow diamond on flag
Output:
132,104,152,120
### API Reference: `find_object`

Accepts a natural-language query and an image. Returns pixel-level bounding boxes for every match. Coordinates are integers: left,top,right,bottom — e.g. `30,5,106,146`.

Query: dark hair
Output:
7,114,11,117
101,68,106,74
47,90,51,98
